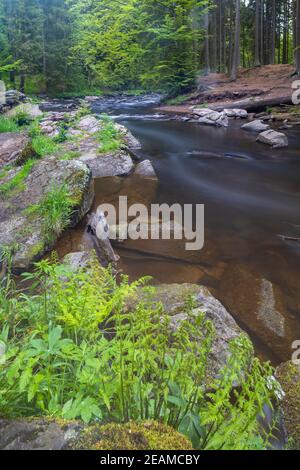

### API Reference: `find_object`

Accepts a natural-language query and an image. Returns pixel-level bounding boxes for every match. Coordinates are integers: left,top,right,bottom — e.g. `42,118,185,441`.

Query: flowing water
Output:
56,96,300,364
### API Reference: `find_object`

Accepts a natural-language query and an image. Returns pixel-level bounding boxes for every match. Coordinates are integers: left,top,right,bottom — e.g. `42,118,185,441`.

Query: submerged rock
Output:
218,263,296,360
0,158,94,271
241,119,270,132
193,107,229,127
276,361,300,449
0,132,32,168
257,129,288,148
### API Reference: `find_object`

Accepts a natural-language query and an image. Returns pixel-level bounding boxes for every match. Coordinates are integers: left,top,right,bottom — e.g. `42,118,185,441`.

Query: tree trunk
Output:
296,0,300,74
231,0,240,81
204,10,210,75
255,0,261,66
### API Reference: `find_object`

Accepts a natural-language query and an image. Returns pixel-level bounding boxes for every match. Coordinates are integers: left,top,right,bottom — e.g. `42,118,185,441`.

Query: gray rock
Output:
4,89,26,107
80,150,134,177
115,123,141,149
134,159,157,179
5,103,43,120
218,262,296,360
134,283,251,379
63,251,97,271
224,108,248,118
257,129,288,148
0,158,94,271
0,419,83,450
0,132,31,168
77,115,101,133
193,108,229,127
241,119,270,132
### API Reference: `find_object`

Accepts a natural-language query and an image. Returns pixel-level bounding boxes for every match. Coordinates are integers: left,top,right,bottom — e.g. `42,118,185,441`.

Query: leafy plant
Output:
0,256,281,448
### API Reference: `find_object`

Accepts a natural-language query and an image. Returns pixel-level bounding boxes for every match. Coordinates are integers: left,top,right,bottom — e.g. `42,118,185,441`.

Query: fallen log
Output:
212,95,293,112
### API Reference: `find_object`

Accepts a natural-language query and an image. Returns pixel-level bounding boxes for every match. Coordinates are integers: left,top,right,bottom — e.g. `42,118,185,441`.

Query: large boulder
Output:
0,158,94,271
80,149,134,178
0,419,192,450
0,132,32,168
193,108,229,127
241,119,270,132
133,283,251,379
77,115,101,134
257,129,288,148
115,123,142,149
276,362,300,449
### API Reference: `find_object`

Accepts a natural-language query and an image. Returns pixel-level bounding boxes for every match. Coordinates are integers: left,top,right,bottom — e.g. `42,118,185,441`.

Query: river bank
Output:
1,91,300,449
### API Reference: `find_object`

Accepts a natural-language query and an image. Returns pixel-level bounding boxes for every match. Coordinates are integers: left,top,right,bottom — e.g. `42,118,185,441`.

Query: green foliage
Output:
0,159,36,197
31,135,58,157
26,185,74,244
0,116,19,133
0,256,281,449
98,116,122,153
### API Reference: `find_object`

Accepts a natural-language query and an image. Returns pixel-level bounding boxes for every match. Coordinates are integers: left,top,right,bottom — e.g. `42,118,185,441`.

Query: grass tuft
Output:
98,115,122,153
0,116,19,133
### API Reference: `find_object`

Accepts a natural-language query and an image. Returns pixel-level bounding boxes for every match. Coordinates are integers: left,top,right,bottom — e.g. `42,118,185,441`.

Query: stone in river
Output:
134,159,157,179
257,129,288,148
241,119,270,132
224,108,248,118
192,107,229,128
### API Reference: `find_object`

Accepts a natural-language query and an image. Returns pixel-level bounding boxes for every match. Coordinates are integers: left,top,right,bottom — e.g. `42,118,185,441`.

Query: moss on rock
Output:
276,361,300,449
71,421,193,451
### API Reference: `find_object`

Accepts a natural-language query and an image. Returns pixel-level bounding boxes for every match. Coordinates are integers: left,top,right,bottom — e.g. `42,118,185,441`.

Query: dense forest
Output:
0,0,300,95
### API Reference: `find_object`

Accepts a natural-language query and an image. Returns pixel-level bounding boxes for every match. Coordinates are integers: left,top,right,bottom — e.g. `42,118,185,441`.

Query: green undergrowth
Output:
0,116,20,133
0,159,36,197
0,252,282,450
98,115,122,153
25,184,75,245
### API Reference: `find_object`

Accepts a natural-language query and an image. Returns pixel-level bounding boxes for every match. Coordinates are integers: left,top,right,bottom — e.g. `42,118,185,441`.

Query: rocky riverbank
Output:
1,91,299,450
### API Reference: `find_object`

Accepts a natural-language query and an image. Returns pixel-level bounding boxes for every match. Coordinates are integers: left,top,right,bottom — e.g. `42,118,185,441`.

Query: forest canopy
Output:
0,0,300,95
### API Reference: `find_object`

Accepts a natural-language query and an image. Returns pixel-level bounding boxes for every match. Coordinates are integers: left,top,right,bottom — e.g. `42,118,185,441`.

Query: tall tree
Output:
296,0,300,74
231,0,240,80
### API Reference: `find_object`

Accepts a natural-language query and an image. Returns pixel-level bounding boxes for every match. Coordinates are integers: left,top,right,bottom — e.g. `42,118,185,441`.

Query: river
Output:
55,96,300,364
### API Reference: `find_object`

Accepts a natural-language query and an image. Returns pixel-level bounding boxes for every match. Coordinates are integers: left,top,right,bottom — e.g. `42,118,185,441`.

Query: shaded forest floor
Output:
158,64,296,114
